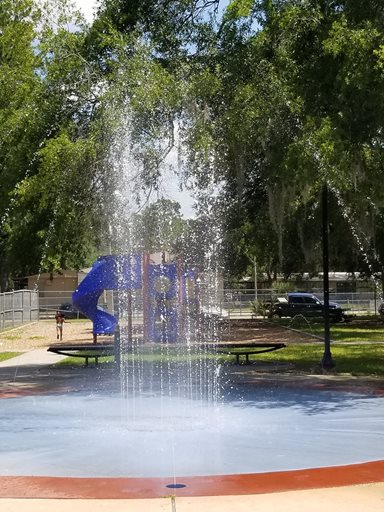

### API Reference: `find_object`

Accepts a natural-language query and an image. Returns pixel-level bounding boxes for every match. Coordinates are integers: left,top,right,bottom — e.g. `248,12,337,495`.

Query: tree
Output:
0,0,105,287
2,0,384,294
179,0,384,285
93,0,222,58
131,198,185,254
0,0,44,289
276,0,384,290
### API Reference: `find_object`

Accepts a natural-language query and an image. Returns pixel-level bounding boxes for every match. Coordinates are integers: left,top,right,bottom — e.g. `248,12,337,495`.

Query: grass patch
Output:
57,356,113,367
264,317,384,374
1,334,21,341
254,343,384,376
308,325,384,342
328,345,384,375
0,352,21,362
54,343,384,376
272,317,384,342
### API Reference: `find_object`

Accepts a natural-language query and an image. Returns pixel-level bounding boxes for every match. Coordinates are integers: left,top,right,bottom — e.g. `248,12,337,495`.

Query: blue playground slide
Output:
72,254,142,335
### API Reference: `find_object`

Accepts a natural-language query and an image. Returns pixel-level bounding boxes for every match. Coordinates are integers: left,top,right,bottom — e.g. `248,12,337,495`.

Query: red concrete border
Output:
1,461,383,499
1,381,383,400
0,386,74,399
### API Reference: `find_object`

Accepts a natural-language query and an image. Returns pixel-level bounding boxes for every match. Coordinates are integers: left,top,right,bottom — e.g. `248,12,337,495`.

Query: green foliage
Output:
0,0,44,285
1,0,384,295
0,0,106,285
95,0,222,58
132,199,186,254
205,0,384,282
225,0,254,20
271,281,293,294
249,298,270,317
8,131,100,273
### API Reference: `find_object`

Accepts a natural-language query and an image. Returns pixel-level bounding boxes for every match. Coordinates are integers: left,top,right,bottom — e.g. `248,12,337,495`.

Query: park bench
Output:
203,342,286,364
48,341,286,366
48,343,115,366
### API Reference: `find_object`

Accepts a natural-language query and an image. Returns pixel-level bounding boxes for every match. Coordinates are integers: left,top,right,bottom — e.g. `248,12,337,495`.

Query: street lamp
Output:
254,256,258,303
321,184,335,369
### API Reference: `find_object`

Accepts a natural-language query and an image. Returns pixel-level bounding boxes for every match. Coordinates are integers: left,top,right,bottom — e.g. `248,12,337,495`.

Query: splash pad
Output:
1,364,383,498
2,384,384,478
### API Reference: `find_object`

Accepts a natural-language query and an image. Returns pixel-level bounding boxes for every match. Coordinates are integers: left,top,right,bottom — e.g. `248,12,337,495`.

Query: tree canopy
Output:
1,0,384,292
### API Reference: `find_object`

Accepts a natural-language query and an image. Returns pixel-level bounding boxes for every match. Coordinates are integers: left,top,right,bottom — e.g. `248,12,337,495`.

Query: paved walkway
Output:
1,483,384,512
0,349,66,368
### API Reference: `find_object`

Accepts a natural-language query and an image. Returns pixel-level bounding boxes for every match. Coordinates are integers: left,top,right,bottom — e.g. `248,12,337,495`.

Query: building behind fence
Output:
0,290,39,330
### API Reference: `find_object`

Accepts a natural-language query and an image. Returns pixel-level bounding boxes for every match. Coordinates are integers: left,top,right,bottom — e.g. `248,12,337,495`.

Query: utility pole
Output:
321,184,335,369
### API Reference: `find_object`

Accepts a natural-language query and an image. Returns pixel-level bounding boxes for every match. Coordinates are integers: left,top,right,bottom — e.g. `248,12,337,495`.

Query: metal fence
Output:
0,290,39,330
221,289,382,317
25,288,383,321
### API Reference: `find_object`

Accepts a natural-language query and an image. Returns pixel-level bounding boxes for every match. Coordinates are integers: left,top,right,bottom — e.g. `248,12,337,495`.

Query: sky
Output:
74,0,229,23
73,0,97,22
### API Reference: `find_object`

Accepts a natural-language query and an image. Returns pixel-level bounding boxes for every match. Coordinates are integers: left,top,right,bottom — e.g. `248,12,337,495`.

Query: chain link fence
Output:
3,288,379,325
221,289,382,317
37,289,384,318
0,290,39,330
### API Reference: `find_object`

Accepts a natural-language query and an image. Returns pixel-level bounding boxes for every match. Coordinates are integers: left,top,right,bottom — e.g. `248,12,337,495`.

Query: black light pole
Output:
321,184,335,369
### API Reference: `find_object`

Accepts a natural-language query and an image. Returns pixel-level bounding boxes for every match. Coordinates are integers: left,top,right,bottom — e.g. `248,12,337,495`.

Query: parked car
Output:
268,292,350,322
58,303,85,319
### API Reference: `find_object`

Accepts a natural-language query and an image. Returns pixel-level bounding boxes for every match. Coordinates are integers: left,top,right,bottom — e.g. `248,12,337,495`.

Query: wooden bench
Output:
48,344,115,366
204,342,286,364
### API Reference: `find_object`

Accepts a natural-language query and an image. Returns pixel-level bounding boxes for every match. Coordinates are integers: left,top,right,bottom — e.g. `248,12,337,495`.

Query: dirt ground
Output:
220,318,317,343
0,318,316,353
0,320,95,352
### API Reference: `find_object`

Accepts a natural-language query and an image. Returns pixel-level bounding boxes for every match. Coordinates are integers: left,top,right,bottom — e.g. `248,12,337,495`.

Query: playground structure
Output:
72,253,199,344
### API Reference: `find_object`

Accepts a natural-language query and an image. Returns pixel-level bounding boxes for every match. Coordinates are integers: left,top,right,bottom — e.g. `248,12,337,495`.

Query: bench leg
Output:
85,357,89,366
